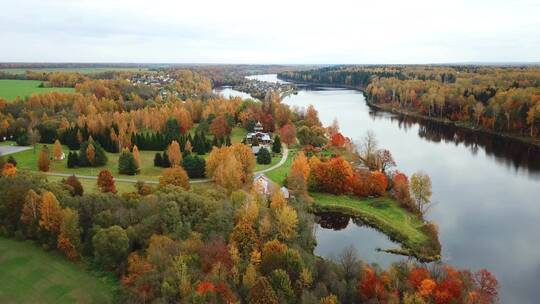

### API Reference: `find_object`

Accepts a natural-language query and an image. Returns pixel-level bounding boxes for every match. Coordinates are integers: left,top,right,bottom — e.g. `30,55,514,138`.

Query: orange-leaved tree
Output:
159,167,190,190
37,145,50,172
39,191,63,234
53,139,63,161
167,140,182,167
311,157,353,194
97,170,117,193
57,208,80,260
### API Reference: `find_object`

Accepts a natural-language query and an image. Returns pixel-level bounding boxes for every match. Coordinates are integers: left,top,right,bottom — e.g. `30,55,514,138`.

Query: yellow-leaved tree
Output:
39,191,63,234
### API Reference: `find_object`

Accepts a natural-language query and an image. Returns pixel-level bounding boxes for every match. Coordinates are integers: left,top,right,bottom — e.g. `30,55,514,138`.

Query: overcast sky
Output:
1,0,539,64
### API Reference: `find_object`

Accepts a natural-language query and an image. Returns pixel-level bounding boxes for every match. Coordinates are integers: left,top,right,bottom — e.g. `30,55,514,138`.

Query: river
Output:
215,74,540,303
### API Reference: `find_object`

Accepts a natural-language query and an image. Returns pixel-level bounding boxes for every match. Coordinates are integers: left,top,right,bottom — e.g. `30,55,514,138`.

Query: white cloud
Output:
0,0,538,63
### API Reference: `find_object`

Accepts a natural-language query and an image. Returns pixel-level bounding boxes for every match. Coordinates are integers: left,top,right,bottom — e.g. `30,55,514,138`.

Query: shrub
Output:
159,167,190,190
63,175,84,196
257,147,272,165
182,154,206,178
7,155,17,166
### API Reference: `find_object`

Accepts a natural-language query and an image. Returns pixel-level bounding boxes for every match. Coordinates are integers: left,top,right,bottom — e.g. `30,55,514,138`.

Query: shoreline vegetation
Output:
366,100,540,148
260,74,540,148
278,70,540,149
230,76,443,262
311,193,441,262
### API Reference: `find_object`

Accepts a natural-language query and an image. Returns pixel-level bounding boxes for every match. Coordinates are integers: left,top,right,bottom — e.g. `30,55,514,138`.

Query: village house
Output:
253,173,290,199
245,121,272,155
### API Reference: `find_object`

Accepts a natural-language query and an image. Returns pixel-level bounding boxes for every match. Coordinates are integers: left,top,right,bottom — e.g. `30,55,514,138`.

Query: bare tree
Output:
410,171,433,215
358,130,378,169
27,129,41,154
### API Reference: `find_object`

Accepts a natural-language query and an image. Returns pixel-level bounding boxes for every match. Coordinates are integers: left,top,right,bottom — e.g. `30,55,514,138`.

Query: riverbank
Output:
278,75,540,148
311,192,441,262
367,101,540,148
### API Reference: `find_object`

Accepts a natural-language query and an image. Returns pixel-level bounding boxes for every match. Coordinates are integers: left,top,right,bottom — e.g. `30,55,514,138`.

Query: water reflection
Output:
369,111,540,178
316,212,351,230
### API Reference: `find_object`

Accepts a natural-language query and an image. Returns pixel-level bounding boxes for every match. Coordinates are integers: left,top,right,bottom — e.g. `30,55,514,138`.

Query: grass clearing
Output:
0,237,118,304
254,154,281,171
6,142,163,181
0,80,74,101
266,149,296,185
45,175,136,195
312,192,440,261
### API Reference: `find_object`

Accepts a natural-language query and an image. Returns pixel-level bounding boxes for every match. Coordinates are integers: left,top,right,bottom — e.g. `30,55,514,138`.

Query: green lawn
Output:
266,149,296,185
254,154,281,171
312,192,440,261
6,142,163,181
230,127,247,143
45,175,137,195
0,237,118,304
0,80,75,101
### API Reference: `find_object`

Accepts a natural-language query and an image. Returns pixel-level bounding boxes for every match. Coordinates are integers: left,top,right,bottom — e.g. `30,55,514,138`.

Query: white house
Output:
253,173,290,199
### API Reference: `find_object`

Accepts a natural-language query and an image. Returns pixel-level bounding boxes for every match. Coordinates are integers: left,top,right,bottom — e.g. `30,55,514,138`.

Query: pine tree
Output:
257,147,272,165
78,140,107,167
118,150,138,175
67,151,78,168
272,135,282,153
182,154,206,178
154,152,163,167
162,151,171,168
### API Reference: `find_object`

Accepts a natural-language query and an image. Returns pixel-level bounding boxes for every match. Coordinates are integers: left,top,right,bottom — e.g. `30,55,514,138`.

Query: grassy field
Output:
6,142,163,181
45,175,136,195
312,192,440,261
1,67,149,75
4,133,280,183
0,237,118,304
266,149,296,185
0,80,74,101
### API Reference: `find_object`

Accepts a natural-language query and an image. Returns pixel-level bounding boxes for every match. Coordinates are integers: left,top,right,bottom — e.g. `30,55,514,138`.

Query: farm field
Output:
0,80,74,101
0,237,118,304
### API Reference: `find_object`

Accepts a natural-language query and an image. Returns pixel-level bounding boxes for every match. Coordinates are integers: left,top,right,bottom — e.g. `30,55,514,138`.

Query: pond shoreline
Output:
311,193,441,263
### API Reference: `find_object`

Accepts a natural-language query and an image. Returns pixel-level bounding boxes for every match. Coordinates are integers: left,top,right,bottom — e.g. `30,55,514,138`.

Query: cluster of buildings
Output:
245,121,273,155
126,74,175,87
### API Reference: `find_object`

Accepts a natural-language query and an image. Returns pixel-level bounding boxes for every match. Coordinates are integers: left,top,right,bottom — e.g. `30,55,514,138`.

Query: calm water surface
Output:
217,74,540,303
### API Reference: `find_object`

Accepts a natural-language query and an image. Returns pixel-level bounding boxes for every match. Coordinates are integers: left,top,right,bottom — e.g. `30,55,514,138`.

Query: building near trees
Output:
246,121,273,155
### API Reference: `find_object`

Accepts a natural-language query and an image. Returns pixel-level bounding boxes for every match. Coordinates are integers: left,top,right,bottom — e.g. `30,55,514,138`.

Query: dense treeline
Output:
0,169,498,304
279,65,540,141
0,67,500,303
